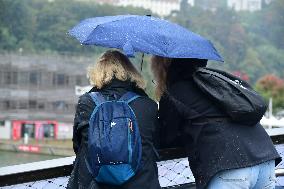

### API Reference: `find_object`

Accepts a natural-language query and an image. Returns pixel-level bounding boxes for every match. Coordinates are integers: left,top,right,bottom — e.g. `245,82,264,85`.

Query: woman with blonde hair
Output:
67,50,161,189
151,56,280,189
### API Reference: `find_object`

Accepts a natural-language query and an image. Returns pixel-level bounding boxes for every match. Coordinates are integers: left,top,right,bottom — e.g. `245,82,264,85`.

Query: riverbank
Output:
0,139,74,157
0,151,63,167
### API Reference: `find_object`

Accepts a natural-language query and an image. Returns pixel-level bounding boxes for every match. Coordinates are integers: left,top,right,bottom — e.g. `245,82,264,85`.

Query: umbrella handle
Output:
139,14,150,72
140,53,145,71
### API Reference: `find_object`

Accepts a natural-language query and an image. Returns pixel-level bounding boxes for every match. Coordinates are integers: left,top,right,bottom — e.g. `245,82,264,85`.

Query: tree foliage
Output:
0,0,283,99
255,75,284,111
169,0,283,84
0,0,150,54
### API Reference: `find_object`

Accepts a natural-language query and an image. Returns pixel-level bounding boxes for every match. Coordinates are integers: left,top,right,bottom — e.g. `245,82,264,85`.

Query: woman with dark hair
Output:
67,50,161,189
151,56,280,189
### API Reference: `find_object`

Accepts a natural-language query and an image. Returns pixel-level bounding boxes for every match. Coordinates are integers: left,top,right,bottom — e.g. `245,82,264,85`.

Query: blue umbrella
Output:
69,15,223,61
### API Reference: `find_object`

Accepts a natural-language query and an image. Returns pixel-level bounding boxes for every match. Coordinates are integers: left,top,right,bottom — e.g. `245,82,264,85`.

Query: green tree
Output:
239,48,264,84
256,45,284,78
0,0,283,87
1,1,35,50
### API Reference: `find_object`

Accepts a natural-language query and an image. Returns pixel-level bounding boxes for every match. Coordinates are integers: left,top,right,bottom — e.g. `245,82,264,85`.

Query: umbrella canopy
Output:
69,15,223,61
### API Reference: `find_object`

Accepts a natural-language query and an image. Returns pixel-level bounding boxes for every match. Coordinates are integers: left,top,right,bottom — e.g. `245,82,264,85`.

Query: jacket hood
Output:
167,58,207,87
89,79,147,98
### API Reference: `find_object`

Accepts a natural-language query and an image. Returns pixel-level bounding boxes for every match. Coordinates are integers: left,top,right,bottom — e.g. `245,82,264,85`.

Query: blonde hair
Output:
87,50,146,89
151,55,172,100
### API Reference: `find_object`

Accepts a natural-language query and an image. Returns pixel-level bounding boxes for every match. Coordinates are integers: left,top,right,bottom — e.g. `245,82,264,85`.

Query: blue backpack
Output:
85,91,142,185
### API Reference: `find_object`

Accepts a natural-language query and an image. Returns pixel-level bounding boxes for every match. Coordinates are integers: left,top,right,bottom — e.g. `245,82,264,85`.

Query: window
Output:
21,123,35,138
19,101,28,109
3,101,10,109
0,71,2,85
53,101,67,111
65,76,69,86
29,100,37,109
53,73,67,86
0,120,5,127
3,72,11,85
57,74,65,86
38,102,45,110
18,72,29,85
12,72,18,85
42,124,55,138
76,75,82,85
30,72,40,85
52,73,56,86
10,101,17,109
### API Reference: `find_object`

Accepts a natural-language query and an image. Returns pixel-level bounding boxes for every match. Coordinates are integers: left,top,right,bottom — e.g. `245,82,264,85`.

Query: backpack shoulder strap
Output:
88,92,106,106
196,67,252,90
119,92,141,104
196,67,231,83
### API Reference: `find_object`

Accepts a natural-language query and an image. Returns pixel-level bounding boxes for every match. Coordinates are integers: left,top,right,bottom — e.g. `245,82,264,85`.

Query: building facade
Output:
227,0,262,11
76,0,274,15
77,0,195,17
118,0,181,17
0,53,92,123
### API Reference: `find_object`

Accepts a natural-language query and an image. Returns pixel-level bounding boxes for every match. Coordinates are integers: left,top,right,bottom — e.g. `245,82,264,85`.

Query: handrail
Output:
275,169,284,177
0,148,187,187
0,134,284,188
0,158,73,187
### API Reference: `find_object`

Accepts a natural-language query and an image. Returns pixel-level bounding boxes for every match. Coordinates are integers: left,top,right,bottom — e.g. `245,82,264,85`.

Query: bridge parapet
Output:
1,146,284,189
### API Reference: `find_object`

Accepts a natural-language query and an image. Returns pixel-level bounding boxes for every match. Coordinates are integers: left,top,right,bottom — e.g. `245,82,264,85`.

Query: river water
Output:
0,150,63,167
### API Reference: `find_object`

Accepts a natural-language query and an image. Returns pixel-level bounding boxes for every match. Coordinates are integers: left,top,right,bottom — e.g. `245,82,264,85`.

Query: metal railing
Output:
0,148,195,189
1,138,284,189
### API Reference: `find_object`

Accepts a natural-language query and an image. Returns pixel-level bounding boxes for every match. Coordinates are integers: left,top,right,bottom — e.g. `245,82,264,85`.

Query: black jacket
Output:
67,80,161,189
159,65,281,189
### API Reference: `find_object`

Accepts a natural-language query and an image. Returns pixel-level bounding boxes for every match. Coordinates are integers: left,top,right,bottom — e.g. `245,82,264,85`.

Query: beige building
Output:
120,0,195,17
77,0,194,17
117,0,191,17
227,0,262,11
75,0,271,14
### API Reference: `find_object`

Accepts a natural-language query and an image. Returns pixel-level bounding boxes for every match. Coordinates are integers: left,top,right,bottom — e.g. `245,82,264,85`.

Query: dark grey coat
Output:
67,80,161,189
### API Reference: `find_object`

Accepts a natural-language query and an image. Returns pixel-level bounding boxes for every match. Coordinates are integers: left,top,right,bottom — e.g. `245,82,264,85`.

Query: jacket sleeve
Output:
73,105,81,155
158,94,184,148
158,81,202,148
72,94,95,154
